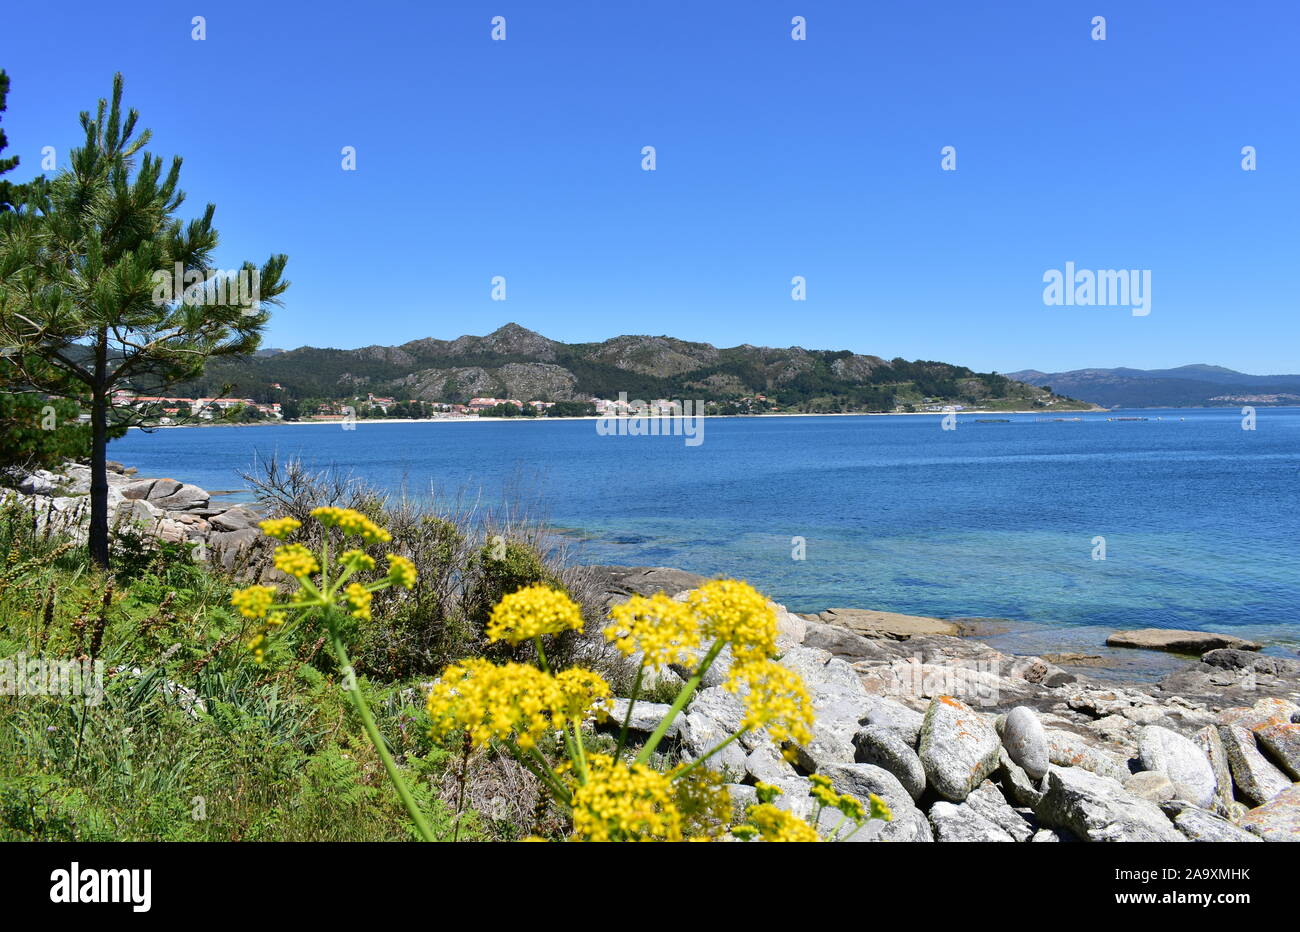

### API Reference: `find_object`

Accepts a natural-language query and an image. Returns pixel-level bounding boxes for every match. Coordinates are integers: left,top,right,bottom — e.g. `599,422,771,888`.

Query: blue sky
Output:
3,1,1297,374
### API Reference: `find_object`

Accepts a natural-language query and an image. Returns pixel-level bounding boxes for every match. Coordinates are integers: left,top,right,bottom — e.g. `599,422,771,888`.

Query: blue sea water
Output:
109,409,1300,655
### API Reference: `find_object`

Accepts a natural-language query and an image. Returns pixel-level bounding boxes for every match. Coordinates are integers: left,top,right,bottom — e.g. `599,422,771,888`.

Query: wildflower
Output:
273,543,320,579
258,516,301,540
309,506,392,544
687,579,777,663
339,549,376,572
754,782,784,804
231,585,276,619
343,582,373,621
485,584,584,645
741,803,819,842
426,659,600,750
603,592,702,670
554,668,613,722
571,754,683,842
724,659,814,747
385,554,417,590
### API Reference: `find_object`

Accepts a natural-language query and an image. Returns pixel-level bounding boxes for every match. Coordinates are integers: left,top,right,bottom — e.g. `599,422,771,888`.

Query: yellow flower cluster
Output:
231,584,276,619
485,584,584,645
724,659,814,747
571,754,683,842
339,549,375,572
687,579,777,663
386,554,417,590
738,803,820,842
603,592,701,670
343,582,373,621
310,506,392,544
273,543,320,579
258,516,301,540
426,659,610,750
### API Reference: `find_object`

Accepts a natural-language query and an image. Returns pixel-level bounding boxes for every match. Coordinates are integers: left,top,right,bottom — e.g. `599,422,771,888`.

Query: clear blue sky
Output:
3,1,1297,374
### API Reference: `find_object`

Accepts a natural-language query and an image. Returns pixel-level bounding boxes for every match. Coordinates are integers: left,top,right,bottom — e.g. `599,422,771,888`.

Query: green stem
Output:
326,620,435,842
532,635,550,674
614,665,644,759
635,639,724,765
507,740,571,807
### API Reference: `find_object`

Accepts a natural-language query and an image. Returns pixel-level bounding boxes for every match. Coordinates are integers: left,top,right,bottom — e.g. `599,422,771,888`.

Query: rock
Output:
1044,729,1132,783
725,783,758,819
149,481,209,511
1031,828,1076,842
1035,766,1186,842
17,473,55,495
606,698,678,738
965,779,1034,841
999,748,1046,808
1106,628,1262,654
1202,649,1300,678
1219,724,1292,806
929,801,1016,842
1123,771,1176,802
1001,706,1049,780
574,564,707,612
679,687,747,776
774,606,806,650
817,762,934,842
114,498,159,526
1220,697,1300,732
1137,725,1217,808
208,527,261,570
853,725,926,800
858,695,925,747
817,607,959,640
802,619,881,660
779,646,867,770
1193,725,1235,810
1239,784,1300,842
209,506,260,532
1255,723,1300,780
1172,806,1263,842
743,745,809,815
918,696,1001,802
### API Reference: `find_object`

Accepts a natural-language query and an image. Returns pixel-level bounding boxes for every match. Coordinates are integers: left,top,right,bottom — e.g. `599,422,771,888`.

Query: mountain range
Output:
170,323,1084,414
1006,365,1300,408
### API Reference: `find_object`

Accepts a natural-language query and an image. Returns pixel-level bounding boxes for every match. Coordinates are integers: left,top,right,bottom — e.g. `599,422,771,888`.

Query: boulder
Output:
1193,725,1236,810
1255,723,1300,780
1171,806,1263,842
1123,771,1176,802
858,695,926,747
1044,728,1132,783
918,696,1001,802
1001,706,1049,780
17,473,55,495
998,748,1046,808
679,687,747,776
817,762,934,842
1136,725,1217,809
817,607,959,640
209,506,261,532
853,725,926,801
780,646,867,770
1218,724,1292,806
1035,766,1186,842
149,481,209,511
605,698,678,738
121,478,161,500
1106,628,1261,654
929,801,1016,842
964,779,1034,841
1239,784,1300,842
1219,697,1300,733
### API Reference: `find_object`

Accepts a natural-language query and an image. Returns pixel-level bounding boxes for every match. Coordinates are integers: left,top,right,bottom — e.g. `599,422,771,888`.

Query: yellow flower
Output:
687,579,777,663
742,803,819,842
571,754,683,842
231,585,276,619
343,582,373,621
427,659,594,750
258,516,301,540
603,592,702,670
273,543,320,579
339,549,376,572
485,584,584,645
310,506,392,544
385,554,417,590
554,668,613,722
724,659,814,747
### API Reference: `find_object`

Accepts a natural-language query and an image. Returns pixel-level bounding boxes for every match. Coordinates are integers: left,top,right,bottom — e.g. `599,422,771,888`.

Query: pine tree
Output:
0,74,289,567
0,69,19,211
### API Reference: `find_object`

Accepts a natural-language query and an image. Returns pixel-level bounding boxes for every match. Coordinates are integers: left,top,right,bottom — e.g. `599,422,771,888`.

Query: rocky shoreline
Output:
6,467,1298,841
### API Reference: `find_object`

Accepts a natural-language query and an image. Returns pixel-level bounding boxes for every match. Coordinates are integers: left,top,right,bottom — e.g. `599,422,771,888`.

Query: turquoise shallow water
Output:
109,408,1300,656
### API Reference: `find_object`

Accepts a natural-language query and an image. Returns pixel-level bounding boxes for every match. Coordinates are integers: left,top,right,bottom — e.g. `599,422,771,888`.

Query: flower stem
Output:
614,665,644,759
671,727,748,781
635,639,724,765
326,618,435,842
